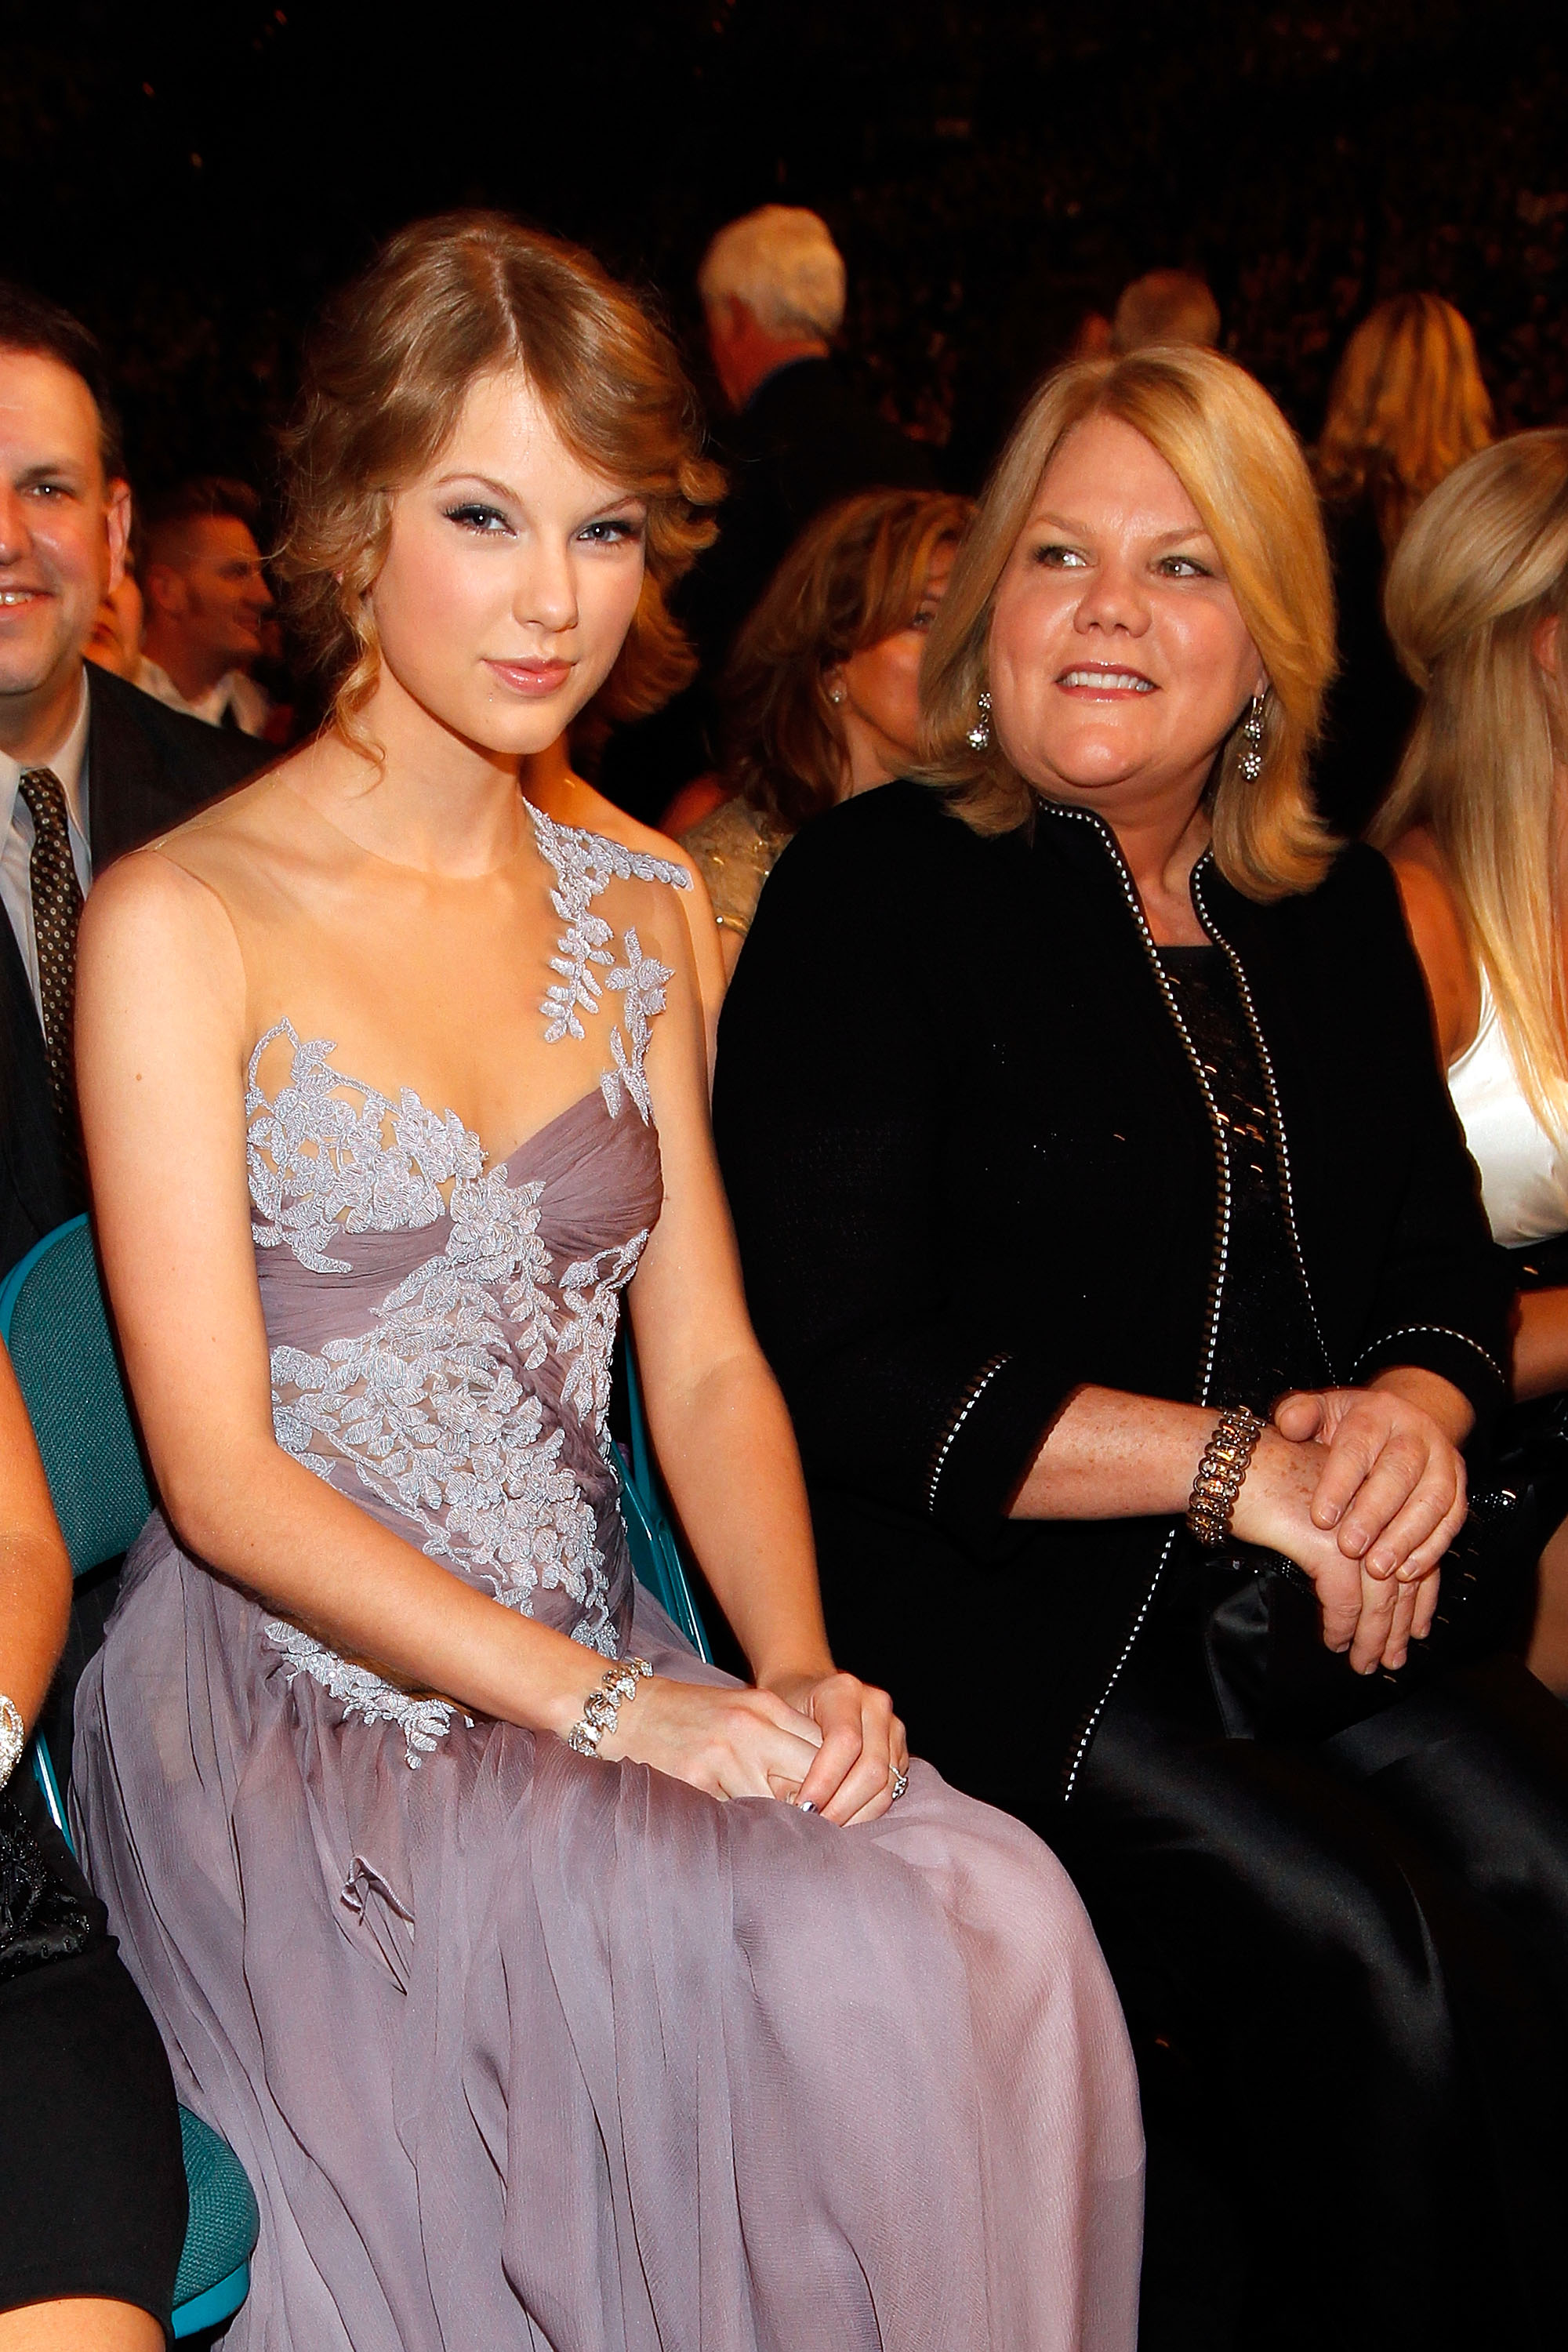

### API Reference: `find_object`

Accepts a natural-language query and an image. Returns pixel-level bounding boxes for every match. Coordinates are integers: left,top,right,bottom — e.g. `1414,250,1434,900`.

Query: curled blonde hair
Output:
1371,430,1568,1124
920,345,1338,902
1316,294,1494,554
276,210,724,753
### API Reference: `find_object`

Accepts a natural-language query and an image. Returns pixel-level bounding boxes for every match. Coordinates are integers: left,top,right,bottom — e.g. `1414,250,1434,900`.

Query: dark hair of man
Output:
0,281,125,481
140,476,263,569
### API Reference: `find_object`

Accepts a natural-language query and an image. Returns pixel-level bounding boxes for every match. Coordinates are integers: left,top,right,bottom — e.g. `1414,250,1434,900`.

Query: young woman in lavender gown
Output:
67,212,1142,2352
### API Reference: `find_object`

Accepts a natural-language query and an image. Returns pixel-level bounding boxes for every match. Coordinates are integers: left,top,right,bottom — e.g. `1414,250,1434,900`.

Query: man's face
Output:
0,349,128,706
153,514,272,669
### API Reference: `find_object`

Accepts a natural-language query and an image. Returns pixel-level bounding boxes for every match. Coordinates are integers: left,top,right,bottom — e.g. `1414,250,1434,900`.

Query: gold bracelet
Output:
566,1656,652,1758
1186,1406,1266,1548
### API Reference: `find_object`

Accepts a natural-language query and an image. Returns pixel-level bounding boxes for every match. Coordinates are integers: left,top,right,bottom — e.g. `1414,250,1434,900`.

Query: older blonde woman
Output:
1376,430,1568,1692
717,347,1568,2352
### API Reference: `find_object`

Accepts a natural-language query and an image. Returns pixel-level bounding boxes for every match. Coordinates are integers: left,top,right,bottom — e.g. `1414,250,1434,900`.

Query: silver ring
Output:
890,1766,909,1803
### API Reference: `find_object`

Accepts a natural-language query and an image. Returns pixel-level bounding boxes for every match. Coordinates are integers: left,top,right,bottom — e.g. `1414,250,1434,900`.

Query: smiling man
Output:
0,283,267,1272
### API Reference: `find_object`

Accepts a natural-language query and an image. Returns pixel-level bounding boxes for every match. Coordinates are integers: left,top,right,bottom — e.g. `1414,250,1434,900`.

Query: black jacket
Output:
714,781,1510,1815
685,357,938,666
0,665,267,1273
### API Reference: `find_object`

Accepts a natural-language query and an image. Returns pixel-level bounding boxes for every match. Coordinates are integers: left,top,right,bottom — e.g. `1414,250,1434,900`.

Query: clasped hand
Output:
1231,1385,1468,1674
599,1667,909,1826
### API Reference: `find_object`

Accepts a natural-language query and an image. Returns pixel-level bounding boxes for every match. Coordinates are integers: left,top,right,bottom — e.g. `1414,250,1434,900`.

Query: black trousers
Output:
1068,1653,1568,2352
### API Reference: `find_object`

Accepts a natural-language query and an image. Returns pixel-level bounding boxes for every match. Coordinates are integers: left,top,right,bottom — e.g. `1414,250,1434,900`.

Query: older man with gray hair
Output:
693,203,934,654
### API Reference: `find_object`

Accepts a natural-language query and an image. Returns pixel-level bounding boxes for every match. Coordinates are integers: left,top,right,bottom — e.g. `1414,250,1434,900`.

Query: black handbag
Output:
1200,1479,1534,1744
0,1784,96,1986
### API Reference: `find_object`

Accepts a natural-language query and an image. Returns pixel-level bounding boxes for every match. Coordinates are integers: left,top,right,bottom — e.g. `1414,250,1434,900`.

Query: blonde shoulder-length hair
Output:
1316,294,1494,555
1370,430,1568,1125
920,344,1338,902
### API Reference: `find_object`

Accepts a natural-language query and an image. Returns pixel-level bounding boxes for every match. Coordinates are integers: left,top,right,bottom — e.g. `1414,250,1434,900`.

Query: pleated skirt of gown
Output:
73,1523,1142,2351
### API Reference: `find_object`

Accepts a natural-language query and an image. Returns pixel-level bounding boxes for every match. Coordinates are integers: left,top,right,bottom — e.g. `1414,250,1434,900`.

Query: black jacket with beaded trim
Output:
713,779,1509,1818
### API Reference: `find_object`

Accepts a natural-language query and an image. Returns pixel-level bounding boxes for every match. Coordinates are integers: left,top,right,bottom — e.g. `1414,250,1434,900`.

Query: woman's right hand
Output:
1230,1428,1441,1675
597,1674,825,1802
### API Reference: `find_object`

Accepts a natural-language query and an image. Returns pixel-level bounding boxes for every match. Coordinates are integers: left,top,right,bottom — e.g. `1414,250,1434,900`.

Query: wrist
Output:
1186,1404,1266,1548
756,1656,836,1704
1369,1366,1474,1446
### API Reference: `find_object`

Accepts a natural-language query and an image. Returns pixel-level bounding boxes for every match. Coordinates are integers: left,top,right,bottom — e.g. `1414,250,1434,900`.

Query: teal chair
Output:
0,1216,259,2341
613,1341,712,1662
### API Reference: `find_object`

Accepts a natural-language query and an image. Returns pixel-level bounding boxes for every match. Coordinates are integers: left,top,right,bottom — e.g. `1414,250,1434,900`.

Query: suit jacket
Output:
685,358,938,666
0,664,268,1274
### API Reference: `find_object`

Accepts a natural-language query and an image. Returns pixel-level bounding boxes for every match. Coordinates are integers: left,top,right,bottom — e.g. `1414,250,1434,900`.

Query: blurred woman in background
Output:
1376,427,1568,1691
1314,292,1494,833
681,488,969,972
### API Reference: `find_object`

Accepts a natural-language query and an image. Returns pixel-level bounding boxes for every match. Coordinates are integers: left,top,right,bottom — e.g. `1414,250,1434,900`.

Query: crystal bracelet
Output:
1186,1404,1266,1548
566,1656,652,1758
0,1696,24,1793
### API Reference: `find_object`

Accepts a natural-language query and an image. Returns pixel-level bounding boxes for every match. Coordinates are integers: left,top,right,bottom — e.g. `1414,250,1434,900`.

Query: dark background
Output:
5,0,1568,500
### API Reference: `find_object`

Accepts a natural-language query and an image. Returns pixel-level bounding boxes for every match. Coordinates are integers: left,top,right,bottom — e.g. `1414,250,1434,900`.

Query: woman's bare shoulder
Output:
1384,827,1479,1060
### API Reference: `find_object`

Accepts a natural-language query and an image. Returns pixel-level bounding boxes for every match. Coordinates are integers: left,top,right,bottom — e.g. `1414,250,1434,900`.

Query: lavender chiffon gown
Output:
73,811,1142,2350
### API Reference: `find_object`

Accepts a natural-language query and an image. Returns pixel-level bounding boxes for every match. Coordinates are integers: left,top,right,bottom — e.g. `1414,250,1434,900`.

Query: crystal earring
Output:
967,689,993,752
828,683,845,706
1238,691,1266,782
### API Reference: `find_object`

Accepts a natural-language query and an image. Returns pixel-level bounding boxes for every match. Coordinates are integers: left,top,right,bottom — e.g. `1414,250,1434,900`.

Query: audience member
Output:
70,212,1142,2349
1375,429,1568,1691
1109,267,1221,354
0,285,266,1276
137,476,274,736
84,562,143,682
695,205,938,641
0,1339,186,2351
682,487,968,973
1313,292,1495,833
601,205,942,826
716,344,1568,2352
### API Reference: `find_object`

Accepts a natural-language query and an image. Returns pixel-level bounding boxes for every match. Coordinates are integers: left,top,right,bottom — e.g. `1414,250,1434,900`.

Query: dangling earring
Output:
967,689,993,752
1238,691,1266,782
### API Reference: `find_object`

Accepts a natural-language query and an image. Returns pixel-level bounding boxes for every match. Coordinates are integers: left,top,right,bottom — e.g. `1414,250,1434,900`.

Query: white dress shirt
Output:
136,656,270,739
0,675,93,1021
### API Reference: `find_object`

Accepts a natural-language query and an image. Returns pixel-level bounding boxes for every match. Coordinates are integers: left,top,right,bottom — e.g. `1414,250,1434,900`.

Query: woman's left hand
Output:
1272,1383,1468,1587
762,1668,908,1825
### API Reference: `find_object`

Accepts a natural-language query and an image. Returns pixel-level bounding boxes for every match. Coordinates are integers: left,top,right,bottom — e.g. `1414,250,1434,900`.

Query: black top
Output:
1312,495,1419,838
713,780,1509,1813
1157,944,1328,1411
0,664,267,1275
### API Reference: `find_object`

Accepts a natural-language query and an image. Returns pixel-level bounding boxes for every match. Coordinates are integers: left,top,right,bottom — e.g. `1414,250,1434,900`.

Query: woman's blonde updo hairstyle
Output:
277,209,724,750
920,344,1338,902
1371,430,1568,1123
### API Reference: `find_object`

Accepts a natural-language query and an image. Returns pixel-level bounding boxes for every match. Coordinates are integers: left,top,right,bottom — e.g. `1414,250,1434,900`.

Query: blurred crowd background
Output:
10,1,1567,485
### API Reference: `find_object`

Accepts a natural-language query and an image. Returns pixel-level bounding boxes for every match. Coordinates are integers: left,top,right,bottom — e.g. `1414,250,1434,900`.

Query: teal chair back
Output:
0,1215,151,1577
614,1342,712,1661
0,1218,257,2339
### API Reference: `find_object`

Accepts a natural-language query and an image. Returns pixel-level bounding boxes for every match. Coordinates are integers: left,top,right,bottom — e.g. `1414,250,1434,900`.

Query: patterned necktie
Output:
16,766,85,1190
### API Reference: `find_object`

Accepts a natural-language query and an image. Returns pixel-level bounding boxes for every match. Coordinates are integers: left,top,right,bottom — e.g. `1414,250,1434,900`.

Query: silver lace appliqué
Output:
248,1022,481,1276
262,1621,462,1769
528,804,688,1123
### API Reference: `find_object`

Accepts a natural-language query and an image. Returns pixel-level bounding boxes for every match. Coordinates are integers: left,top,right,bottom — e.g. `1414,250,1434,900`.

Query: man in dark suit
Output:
0,284,266,1276
693,203,936,659
599,206,936,821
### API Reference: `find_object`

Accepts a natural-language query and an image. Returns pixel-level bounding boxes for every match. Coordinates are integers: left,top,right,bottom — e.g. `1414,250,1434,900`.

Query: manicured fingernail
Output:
1319,1503,1342,1527
1368,1549,1394,1575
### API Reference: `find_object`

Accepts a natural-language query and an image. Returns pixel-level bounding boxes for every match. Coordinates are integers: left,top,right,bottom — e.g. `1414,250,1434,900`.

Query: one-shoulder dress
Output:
73,808,1142,2351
